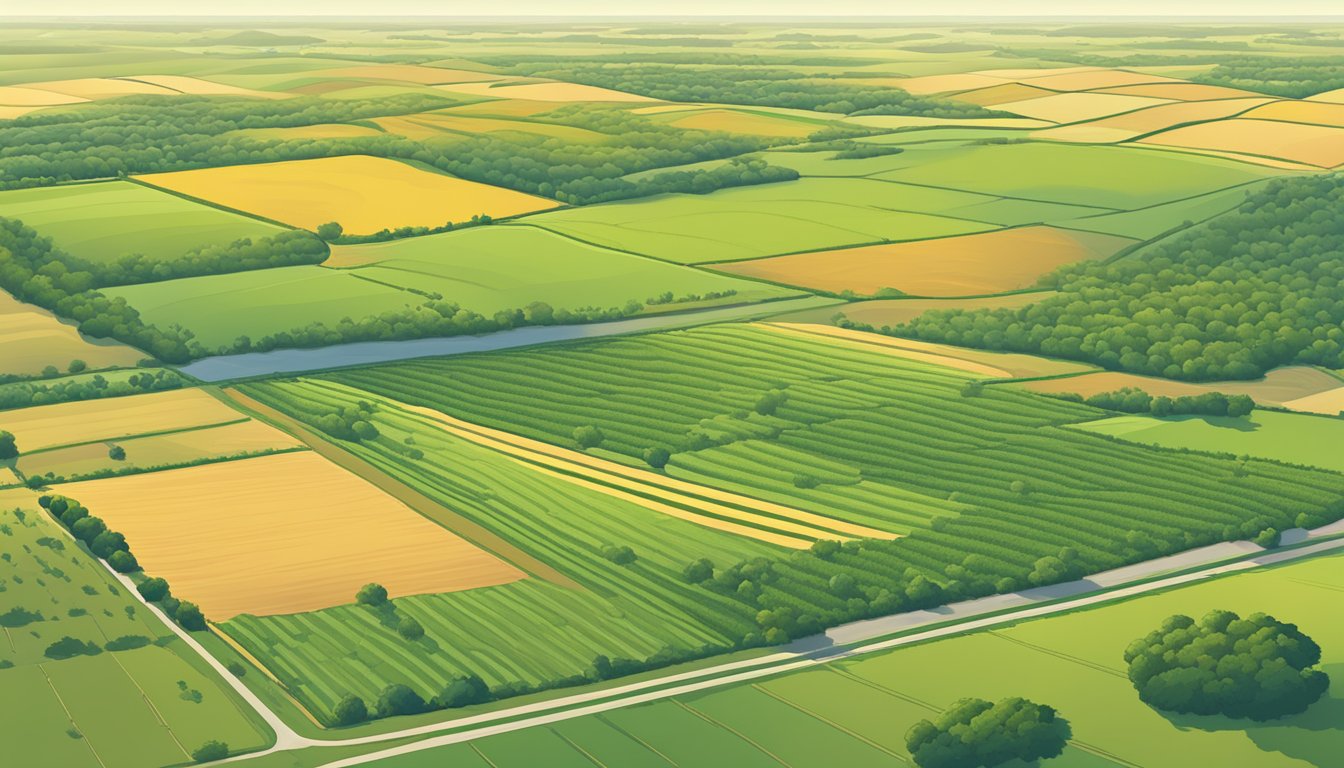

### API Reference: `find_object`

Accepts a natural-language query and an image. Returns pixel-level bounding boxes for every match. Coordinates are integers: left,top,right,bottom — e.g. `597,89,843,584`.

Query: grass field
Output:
327,224,800,311
379,548,1344,768
55,451,526,620
712,226,1133,297
135,155,560,235
1073,410,1344,473
0,489,269,768
0,181,287,265
0,289,143,377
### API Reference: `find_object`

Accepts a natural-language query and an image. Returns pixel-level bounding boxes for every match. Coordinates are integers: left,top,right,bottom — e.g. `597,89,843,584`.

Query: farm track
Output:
214,387,582,590
300,379,899,546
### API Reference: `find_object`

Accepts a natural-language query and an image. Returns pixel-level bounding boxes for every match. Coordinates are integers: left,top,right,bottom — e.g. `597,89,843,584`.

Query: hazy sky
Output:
8,0,1340,16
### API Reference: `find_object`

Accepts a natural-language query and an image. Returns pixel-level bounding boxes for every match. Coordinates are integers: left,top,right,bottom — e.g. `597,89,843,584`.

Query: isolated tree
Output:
642,446,671,469
333,695,368,726
0,430,17,460
906,697,1071,768
601,544,637,565
191,740,229,763
68,359,86,374
175,601,207,632
1125,611,1329,720
396,616,425,641
573,425,604,450
315,221,343,241
376,684,427,717
357,583,389,606
108,444,126,461
137,577,170,602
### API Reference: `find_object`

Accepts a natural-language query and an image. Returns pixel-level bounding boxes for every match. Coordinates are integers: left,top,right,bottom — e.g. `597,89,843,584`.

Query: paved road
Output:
196,522,1344,765
308,535,1344,768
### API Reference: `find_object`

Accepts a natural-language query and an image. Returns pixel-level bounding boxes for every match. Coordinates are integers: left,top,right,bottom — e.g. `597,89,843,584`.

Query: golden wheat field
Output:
1019,367,1344,412
1138,119,1344,168
55,451,528,619
0,291,142,377
135,155,561,234
1,388,244,453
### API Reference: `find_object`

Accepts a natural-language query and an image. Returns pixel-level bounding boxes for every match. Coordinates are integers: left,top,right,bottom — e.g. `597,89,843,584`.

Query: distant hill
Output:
190,30,324,47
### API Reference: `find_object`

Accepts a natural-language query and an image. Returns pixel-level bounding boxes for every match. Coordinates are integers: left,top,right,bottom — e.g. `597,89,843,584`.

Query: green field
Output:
334,224,800,311
0,181,286,265
1074,410,1344,473
361,548,1344,768
228,378,780,718
0,494,270,767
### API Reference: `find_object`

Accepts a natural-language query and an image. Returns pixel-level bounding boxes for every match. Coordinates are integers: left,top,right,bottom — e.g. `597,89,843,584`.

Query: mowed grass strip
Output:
135,155,560,235
712,225,1134,297
55,451,527,620
0,387,245,453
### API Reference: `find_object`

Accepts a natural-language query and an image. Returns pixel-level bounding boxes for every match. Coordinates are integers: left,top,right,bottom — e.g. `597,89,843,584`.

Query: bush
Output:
316,221,344,241
396,616,425,641
642,446,671,469
1254,527,1282,548
191,740,229,763
175,601,207,631
0,430,17,459
137,577,170,602
104,635,151,651
107,445,126,461
90,530,128,558
44,636,102,660
226,661,247,678
573,425,605,450
333,694,368,725
356,583,389,606
376,684,427,717
435,674,491,708
1124,610,1329,720
71,516,106,543
107,549,139,573
906,697,1071,768
682,558,714,583
601,544,637,565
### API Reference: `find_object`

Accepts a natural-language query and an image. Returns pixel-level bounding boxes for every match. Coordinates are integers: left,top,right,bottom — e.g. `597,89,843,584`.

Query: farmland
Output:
0,488,270,767
3,14,1344,768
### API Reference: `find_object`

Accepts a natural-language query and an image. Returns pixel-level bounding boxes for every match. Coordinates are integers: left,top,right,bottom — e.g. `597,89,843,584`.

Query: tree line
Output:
0,368,184,410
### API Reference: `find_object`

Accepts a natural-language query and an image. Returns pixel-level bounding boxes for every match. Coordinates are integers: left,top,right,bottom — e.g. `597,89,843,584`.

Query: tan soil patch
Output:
1093,83,1264,101
951,83,1057,107
1021,70,1181,91
1020,367,1344,413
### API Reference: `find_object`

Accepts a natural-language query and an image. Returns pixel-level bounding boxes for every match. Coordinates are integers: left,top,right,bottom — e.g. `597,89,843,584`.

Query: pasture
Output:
713,226,1133,297
0,181,286,265
1074,410,1344,473
0,490,269,767
55,451,527,620
388,548,1344,768
0,289,142,377
135,155,560,235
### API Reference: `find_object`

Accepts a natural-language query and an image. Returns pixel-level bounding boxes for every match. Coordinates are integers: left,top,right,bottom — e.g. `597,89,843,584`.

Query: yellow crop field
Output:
437,80,657,102
977,66,1101,80
0,85,86,106
713,226,1132,297
762,323,1095,379
55,451,527,619
1,388,245,453
1072,98,1272,135
995,92,1173,123
1021,69,1180,91
1281,386,1344,416
17,419,303,480
951,83,1056,107
308,65,503,85
667,109,817,137
1242,100,1344,128
1138,119,1344,169
893,72,1008,95
375,113,604,142
1309,88,1344,104
1094,83,1263,101
127,75,288,99
1020,366,1344,412
23,77,177,99
446,99,564,117
135,155,561,234
0,290,141,377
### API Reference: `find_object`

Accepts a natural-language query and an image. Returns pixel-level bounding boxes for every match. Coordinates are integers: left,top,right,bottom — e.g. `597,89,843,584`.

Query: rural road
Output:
201,521,1344,766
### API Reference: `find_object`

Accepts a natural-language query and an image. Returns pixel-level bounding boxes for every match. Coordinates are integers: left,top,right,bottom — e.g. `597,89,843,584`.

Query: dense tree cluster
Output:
895,175,1344,380
906,697,1072,768
1125,611,1330,720
39,495,140,574
0,369,185,410
314,401,380,442
1055,388,1255,417
503,62,1004,117
93,229,327,286
0,429,16,459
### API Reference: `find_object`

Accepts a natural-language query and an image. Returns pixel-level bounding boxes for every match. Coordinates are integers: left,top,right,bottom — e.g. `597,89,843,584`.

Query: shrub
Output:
107,445,126,461
90,530,129,558
175,601,207,632
601,544,637,565
333,694,368,725
226,661,247,678
682,558,714,583
356,583,389,606
137,577,170,602
906,697,1071,768
396,616,425,641
642,446,671,469
44,636,102,660
191,740,229,763
0,430,17,459
316,221,344,241
1254,527,1282,548
435,674,491,708
107,550,139,573
71,516,106,543
1125,611,1329,720
376,684,427,717
104,635,151,651
573,425,604,450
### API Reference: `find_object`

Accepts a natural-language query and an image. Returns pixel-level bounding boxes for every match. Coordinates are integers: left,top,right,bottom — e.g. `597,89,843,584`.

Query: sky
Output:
8,0,1340,17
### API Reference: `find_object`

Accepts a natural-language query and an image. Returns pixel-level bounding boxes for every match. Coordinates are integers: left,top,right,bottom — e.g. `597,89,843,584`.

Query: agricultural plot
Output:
0,387,245,454
775,292,1056,328
1137,118,1344,168
323,324,1343,570
1020,366,1344,415
365,549,1344,768
0,181,287,266
135,155,560,235
327,224,799,311
0,490,269,768
1074,410,1344,473
712,225,1133,297
55,451,526,620
0,289,142,377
